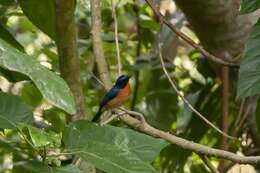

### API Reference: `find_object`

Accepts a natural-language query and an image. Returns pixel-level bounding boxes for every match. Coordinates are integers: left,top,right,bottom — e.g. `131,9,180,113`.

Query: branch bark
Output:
199,154,220,173
55,0,85,121
91,0,113,90
120,112,260,164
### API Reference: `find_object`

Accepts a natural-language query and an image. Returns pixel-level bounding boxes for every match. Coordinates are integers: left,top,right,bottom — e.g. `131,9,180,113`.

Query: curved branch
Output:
199,154,220,173
145,0,238,67
111,0,122,75
120,111,260,165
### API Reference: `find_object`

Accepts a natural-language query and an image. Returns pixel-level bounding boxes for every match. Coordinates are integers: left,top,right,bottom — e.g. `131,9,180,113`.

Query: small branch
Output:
145,0,238,67
219,66,230,172
232,99,245,136
91,0,113,90
111,0,122,75
157,31,236,140
199,154,220,173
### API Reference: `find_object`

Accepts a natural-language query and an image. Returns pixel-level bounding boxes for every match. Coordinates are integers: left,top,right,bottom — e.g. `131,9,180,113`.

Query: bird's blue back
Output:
99,86,120,109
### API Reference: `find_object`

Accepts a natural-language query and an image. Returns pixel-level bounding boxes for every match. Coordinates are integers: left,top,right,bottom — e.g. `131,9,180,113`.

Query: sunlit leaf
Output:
0,38,76,114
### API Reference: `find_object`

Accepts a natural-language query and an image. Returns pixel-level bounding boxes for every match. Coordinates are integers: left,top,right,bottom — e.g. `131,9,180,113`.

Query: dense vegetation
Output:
1,0,260,173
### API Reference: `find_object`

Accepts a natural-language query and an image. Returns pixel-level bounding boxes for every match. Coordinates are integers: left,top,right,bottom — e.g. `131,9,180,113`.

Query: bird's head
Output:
115,75,131,88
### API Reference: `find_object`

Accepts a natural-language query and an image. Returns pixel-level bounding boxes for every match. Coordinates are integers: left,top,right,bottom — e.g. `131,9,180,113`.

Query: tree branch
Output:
55,0,85,121
119,111,260,164
111,0,121,75
145,0,238,67
199,154,220,173
91,0,113,90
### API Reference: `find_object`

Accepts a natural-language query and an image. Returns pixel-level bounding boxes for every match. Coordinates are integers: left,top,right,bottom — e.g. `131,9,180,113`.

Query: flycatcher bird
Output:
92,75,131,122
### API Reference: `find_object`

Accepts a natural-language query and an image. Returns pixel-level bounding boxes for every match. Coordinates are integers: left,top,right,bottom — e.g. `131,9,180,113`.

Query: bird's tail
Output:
92,108,103,122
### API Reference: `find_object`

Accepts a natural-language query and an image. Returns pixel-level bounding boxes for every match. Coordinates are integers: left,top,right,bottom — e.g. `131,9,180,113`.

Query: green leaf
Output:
0,23,24,51
0,92,33,129
238,20,260,97
0,38,76,114
64,121,167,173
160,85,221,172
177,91,200,134
145,69,178,130
27,125,61,147
15,162,82,173
18,0,56,40
20,82,43,108
140,15,160,31
0,0,14,6
240,0,260,14
43,108,66,133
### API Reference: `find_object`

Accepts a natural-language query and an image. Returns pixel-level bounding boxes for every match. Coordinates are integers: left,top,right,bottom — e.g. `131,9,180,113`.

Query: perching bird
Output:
92,75,131,122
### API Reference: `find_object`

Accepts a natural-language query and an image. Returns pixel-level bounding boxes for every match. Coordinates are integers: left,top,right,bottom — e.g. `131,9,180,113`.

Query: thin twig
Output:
145,0,238,67
157,29,236,140
232,99,245,136
100,112,123,125
199,154,220,173
90,72,106,88
111,0,122,75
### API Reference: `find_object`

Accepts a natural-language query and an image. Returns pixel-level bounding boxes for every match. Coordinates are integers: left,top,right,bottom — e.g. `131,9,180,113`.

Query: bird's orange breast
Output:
104,83,130,109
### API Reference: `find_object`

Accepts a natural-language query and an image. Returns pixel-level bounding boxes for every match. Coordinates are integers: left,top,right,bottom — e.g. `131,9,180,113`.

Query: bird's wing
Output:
99,86,120,109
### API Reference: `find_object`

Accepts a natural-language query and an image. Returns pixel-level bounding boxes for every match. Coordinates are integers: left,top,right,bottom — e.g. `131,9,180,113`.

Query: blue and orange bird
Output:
92,75,131,122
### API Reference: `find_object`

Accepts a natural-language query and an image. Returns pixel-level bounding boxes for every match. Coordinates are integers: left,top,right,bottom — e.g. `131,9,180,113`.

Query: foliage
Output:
0,0,259,173
237,19,260,97
240,0,260,14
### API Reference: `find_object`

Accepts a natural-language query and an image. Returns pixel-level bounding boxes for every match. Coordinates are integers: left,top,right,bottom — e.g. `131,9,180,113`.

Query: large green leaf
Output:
0,92,33,129
14,162,82,173
240,0,260,14
0,38,76,114
18,0,56,40
63,121,168,173
238,20,260,97
145,69,178,130
27,125,61,147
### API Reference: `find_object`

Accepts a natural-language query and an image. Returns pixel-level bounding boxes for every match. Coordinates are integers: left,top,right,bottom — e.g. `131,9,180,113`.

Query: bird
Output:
92,75,131,122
